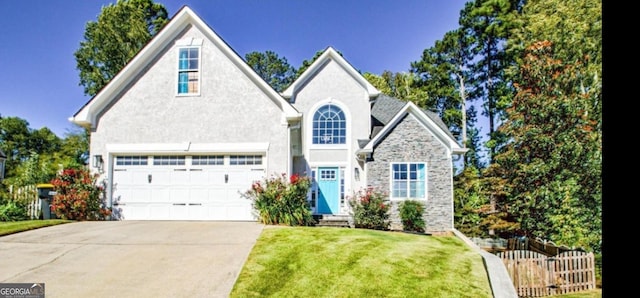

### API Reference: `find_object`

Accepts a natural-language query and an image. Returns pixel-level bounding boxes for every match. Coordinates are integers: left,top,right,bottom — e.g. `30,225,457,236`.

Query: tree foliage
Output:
411,28,484,169
487,0,602,253
74,0,169,96
459,0,524,161
0,116,33,178
490,40,601,252
0,115,89,189
245,50,296,92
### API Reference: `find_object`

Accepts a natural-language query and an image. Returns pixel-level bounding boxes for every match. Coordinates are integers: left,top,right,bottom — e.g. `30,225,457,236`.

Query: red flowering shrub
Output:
50,168,111,220
243,173,314,226
348,187,390,230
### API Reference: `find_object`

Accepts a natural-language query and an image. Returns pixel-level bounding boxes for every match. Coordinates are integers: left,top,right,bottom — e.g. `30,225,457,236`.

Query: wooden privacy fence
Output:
497,250,596,297
8,184,40,219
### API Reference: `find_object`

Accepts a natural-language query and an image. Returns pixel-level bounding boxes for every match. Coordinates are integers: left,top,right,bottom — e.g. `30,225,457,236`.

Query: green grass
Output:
0,219,73,236
0,221,601,297
231,226,494,298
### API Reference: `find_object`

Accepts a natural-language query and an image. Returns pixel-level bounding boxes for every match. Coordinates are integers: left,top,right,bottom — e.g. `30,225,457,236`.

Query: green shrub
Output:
244,173,314,226
348,188,390,230
399,200,425,233
0,201,29,221
50,168,111,220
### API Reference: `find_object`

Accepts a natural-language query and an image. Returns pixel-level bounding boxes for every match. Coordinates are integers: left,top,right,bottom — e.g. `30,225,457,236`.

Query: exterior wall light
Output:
93,155,103,170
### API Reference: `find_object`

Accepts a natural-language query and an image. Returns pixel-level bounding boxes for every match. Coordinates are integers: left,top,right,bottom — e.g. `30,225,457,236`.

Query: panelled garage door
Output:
111,155,264,220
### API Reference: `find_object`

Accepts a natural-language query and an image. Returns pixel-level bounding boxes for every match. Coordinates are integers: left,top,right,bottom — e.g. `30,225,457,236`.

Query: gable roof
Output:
69,6,300,128
0,149,5,159
371,94,455,140
360,99,466,156
281,47,380,100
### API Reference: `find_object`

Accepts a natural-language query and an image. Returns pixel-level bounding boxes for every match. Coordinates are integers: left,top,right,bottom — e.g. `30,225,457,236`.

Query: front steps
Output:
313,214,352,228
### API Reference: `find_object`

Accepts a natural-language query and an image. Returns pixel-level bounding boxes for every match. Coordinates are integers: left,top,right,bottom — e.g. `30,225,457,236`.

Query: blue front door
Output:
317,167,339,214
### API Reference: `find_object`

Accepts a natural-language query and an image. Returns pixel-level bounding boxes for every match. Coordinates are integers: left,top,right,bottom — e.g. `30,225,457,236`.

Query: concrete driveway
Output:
0,221,264,298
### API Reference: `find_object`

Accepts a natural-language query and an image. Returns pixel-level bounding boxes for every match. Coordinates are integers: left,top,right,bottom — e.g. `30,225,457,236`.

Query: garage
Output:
111,154,265,220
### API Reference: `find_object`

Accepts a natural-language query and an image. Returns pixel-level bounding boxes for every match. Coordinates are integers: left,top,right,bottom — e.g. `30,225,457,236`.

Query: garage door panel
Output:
170,187,190,203
226,205,252,221
227,170,253,186
190,169,209,185
149,170,171,185
150,187,170,203
189,188,208,203
170,204,188,220
207,205,226,220
131,170,151,185
170,170,190,185
207,187,228,202
111,154,263,221
119,205,150,220
149,205,170,219
187,204,206,220
207,171,226,185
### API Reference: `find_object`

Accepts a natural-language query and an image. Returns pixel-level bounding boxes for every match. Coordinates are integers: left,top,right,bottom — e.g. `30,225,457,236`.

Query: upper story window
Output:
178,47,200,95
312,104,346,144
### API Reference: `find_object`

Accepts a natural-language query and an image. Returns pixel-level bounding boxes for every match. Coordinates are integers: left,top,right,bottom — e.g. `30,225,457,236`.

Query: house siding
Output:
290,59,370,192
90,25,289,177
366,114,453,232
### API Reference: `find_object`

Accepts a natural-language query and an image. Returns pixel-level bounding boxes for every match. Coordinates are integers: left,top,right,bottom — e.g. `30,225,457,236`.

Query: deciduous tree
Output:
74,0,169,96
492,40,601,252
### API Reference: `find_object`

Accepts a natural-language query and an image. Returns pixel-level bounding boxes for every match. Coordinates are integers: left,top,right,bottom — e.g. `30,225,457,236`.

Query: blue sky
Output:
0,0,468,137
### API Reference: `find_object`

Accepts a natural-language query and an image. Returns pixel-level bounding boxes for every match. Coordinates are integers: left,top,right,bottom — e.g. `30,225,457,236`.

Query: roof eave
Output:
282,47,380,99
71,6,298,128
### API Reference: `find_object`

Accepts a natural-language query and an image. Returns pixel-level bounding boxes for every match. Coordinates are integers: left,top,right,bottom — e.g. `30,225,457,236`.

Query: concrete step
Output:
313,214,353,228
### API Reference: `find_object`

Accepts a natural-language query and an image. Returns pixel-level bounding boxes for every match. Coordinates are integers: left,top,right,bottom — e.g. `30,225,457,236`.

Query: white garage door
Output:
111,155,264,220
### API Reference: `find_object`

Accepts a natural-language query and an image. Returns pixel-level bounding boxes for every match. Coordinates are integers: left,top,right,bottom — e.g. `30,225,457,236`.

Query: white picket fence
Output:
8,184,41,219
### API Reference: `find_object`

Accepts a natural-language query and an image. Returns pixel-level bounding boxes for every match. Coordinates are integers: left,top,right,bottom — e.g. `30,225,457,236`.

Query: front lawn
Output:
231,226,493,298
0,219,72,236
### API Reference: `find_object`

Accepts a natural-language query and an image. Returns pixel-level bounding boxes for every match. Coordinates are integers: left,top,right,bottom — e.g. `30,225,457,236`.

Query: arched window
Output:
312,104,346,144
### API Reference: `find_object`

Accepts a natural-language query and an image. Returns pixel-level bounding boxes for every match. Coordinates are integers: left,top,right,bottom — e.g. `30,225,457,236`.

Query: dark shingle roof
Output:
370,94,457,141
371,94,406,126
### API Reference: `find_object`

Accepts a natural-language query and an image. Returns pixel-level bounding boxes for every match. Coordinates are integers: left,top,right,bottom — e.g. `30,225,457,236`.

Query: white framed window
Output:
177,47,200,95
115,156,148,166
391,163,426,199
319,169,336,180
229,155,262,165
191,155,224,166
312,104,346,144
153,156,185,166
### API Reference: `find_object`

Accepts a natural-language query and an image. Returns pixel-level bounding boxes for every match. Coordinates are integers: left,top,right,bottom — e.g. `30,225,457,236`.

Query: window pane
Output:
393,181,407,197
179,49,188,70
189,59,198,69
312,104,346,144
189,48,198,58
415,181,425,198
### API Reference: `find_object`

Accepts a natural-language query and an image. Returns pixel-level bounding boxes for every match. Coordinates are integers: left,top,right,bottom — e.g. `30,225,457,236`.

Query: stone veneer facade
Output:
366,114,454,232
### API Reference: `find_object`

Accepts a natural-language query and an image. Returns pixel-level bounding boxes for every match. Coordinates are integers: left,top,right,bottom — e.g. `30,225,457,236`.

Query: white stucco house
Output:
69,6,465,232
